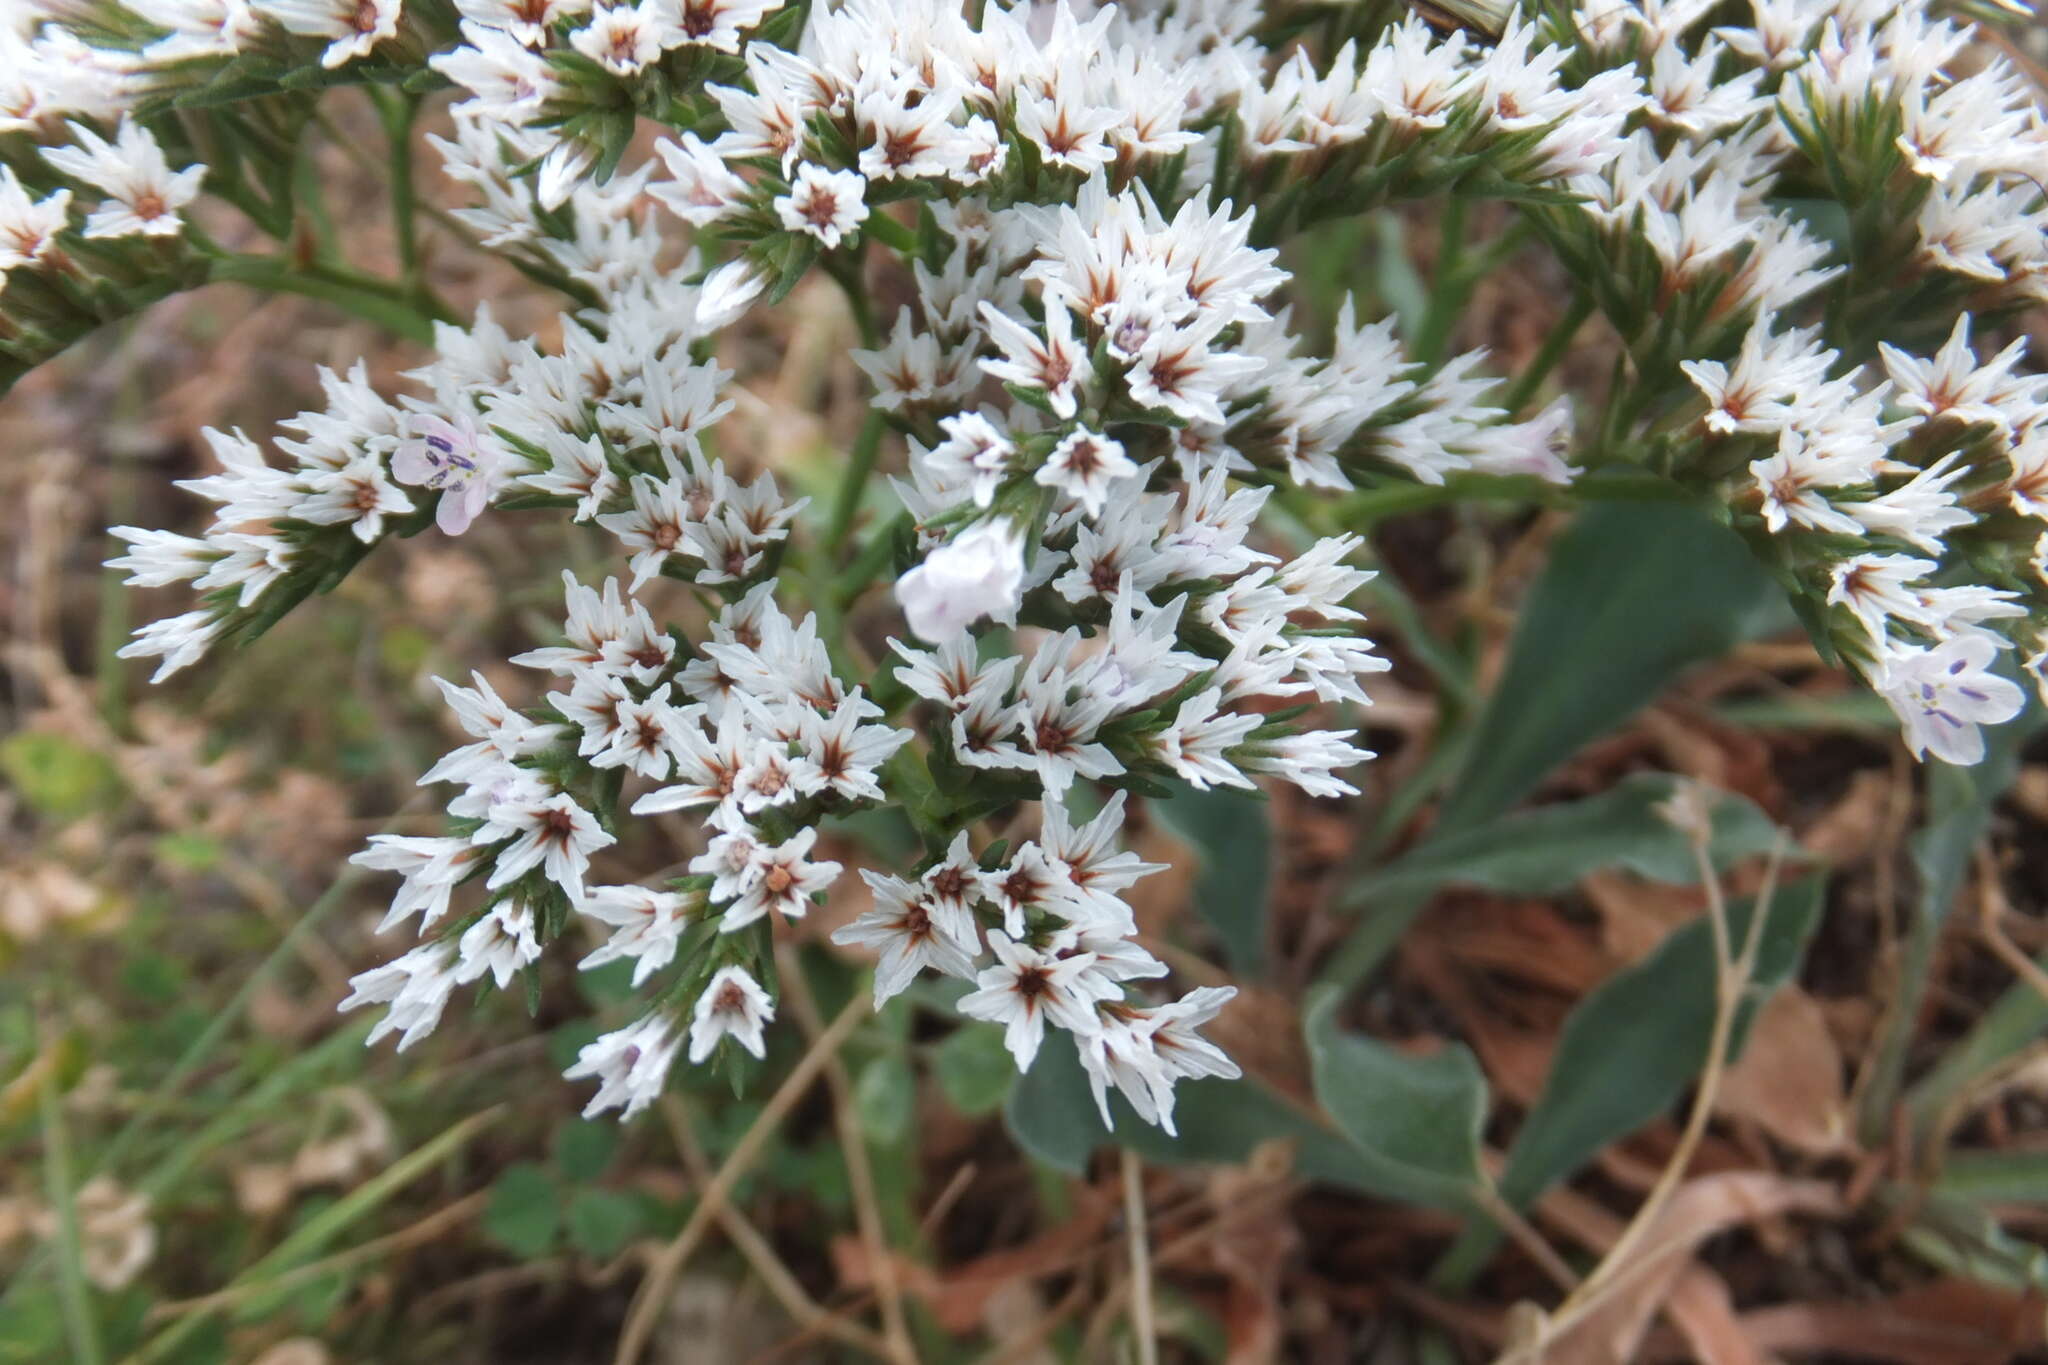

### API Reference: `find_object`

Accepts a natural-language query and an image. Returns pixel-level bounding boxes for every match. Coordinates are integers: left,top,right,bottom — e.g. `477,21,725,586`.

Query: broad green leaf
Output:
483,1163,560,1259
934,1026,1017,1117
854,1053,914,1145
1005,1031,1480,1213
1434,500,1786,835
1304,987,1488,1205
1348,774,1782,906
565,1189,647,1260
1150,786,1272,973
552,1119,619,1182
1496,878,1825,1210
1432,878,1824,1284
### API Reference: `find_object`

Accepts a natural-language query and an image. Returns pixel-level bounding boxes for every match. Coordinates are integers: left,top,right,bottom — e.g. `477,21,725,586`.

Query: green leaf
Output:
1496,878,1825,1210
1150,787,1272,973
553,1119,619,1182
1349,774,1784,906
0,1288,65,1365
934,1026,1017,1117
1430,878,1825,1285
1934,1150,2048,1206
565,1188,647,1260
1899,1188,2048,1294
153,831,223,874
1004,1032,1479,1212
1434,501,1786,835
853,1053,914,1145
1304,988,1488,1205
1874,704,2038,1142
483,1163,560,1259
0,731,124,823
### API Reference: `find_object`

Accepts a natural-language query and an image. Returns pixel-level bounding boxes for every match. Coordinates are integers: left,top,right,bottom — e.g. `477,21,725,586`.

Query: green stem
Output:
833,509,910,609
368,87,424,297
822,248,880,347
1499,290,1593,416
205,254,447,341
1413,196,1468,364
827,409,889,556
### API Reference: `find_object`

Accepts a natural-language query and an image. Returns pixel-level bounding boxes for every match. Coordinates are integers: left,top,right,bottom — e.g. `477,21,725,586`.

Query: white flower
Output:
351,834,487,934
722,826,841,931
130,0,265,60
697,256,768,329
650,132,752,227
454,0,592,46
256,0,403,67
1035,428,1137,519
979,300,1084,419
0,165,70,271
1153,688,1257,791
774,164,869,248
1039,792,1166,933
1880,314,2026,430
567,1013,681,1118
1076,1015,1175,1131
688,965,774,1062
1242,729,1374,798
794,695,910,803
292,454,415,543
656,0,779,53
579,885,699,985
920,829,985,921
116,609,224,684
830,871,979,1005
571,0,665,74
1875,633,2026,766
522,431,619,522
454,898,542,988
919,411,1013,508
957,931,1117,1072
895,519,1025,642
340,941,461,1051
977,840,1075,938
476,788,616,904
41,118,203,239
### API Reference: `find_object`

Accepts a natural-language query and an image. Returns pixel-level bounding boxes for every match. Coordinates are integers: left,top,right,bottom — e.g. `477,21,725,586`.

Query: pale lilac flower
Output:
895,519,1025,641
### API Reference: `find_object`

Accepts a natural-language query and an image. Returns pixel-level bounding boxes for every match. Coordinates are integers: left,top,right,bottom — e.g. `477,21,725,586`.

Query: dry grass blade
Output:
612,988,870,1365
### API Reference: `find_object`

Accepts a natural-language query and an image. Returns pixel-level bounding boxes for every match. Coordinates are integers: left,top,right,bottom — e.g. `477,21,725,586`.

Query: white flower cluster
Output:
9,0,2045,1127
1543,0,2048,765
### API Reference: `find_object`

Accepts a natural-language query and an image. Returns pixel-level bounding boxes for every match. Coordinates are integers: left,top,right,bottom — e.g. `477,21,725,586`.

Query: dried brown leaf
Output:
1713,987,1854,1157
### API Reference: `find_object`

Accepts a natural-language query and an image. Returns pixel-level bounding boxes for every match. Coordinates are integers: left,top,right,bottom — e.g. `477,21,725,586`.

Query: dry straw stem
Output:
773,944,918,1364
1122,1149,1158,1365
658,1096,895,1359
1973,844,2048,1007
1489,825,1791,1365
612,987,871,1365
